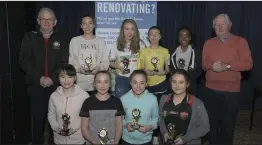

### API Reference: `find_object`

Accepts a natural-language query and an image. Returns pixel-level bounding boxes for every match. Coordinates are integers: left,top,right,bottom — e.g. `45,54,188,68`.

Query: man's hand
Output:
40,76,46,88
212,61,227,72
40,76,53,88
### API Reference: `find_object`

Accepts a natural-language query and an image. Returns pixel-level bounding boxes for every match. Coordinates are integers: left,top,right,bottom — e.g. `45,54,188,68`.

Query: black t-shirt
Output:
162,94,192,137
79,95,125,143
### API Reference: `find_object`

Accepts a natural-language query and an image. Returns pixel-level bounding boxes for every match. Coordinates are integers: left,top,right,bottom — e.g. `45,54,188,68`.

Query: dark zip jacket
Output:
169,45,202,95
19,29,69,85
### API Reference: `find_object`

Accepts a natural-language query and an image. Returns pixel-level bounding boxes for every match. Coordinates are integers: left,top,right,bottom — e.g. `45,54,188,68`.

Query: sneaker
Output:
153,137,159,144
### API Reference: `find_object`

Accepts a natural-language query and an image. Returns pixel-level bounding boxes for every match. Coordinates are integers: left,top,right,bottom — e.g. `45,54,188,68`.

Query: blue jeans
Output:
115,75,130,98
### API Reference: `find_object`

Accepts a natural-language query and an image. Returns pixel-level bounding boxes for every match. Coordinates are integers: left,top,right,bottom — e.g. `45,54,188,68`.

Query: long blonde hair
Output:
117,19,141,54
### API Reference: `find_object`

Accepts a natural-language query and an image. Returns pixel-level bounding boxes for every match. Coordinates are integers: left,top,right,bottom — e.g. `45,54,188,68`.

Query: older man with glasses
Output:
19,7,69,144
202,13,253,145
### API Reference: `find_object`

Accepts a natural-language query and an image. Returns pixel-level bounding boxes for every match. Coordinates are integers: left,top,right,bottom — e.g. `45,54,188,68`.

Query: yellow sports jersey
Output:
139,46,170,86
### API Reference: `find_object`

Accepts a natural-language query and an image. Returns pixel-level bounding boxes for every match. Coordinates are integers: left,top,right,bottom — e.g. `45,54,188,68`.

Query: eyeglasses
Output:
39,18,55,22
213,24,227,28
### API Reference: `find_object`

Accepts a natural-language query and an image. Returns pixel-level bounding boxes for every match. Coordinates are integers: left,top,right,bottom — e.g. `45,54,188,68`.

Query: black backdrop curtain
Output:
34,1,262,109
2,1,261,144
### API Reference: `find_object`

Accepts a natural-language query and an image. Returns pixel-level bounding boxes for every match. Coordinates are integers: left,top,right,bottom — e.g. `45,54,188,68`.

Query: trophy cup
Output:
178,58,185,69
131,109,141,129
84,55,93,74
151,57,159,72
60,113,70,136
166,123,177,145
122,57,130,74
98,128,109,145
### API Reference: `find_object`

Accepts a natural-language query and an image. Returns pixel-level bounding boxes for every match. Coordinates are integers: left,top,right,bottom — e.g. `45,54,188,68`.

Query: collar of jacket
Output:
36,27,59,38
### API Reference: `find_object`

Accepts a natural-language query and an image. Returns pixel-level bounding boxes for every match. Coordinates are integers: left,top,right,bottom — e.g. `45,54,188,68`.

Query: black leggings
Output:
146,80,169,137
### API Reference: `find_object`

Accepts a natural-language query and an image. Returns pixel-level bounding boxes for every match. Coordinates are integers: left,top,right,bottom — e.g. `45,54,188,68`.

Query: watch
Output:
226,64,231,70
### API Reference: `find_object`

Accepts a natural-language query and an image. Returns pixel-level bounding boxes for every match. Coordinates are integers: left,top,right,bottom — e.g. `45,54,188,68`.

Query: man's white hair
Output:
212,13,232,27
37,7,56,20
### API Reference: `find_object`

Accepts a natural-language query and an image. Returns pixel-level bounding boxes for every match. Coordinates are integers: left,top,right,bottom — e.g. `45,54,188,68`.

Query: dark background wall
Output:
1,1,31,144
1,1,262,144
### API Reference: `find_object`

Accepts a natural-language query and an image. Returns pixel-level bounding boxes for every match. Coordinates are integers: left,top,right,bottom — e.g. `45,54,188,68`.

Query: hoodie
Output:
159,94,210,144
48,85,89,144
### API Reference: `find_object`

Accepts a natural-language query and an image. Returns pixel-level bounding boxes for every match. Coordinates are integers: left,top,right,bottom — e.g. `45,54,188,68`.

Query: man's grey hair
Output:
212,13,232,27
37,7,57,20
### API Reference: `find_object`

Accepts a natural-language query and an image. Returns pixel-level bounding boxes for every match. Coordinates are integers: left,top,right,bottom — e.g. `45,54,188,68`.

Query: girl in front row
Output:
48,64,90,144
139,26,170,144
80,71,125,144
159,69,209,145
121,69,159,145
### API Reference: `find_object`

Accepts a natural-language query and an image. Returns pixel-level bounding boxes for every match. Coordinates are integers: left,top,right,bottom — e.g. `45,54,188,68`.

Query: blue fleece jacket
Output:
120,90,159,144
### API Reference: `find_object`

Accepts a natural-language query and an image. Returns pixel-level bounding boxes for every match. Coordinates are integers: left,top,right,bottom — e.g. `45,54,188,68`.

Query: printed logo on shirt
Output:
119,55,137,68
180,112,189,120
52,41,60,49
169,111,179,115
80,43,98,50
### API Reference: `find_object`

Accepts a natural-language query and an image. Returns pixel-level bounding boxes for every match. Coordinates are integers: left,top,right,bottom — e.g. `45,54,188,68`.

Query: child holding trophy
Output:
69,15,109,96
48,64,89,144
80,71,125,144
138,26,170,100
109,19,146,98
121,70,159,145
138,26,170,144
159,69,209,145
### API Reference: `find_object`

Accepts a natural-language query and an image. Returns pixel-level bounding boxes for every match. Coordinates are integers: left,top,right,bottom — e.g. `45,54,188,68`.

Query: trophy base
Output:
165,139,175,145
131,124,141,130
60,129,70,136
123,69,130,74
99,140,108,145
84,70,93,75
153,69,159,72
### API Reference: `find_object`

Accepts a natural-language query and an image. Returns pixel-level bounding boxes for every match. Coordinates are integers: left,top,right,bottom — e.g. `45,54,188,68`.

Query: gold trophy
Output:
178,58,186,69
60,113,70,136
122,57,130,74
131,109,141,129
84,55,93,74
166,123,177,145
98,128,109,145
151,57,159,72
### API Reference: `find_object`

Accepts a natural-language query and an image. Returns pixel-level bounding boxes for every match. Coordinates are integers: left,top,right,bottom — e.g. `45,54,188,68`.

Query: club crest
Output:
53,41,60,49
